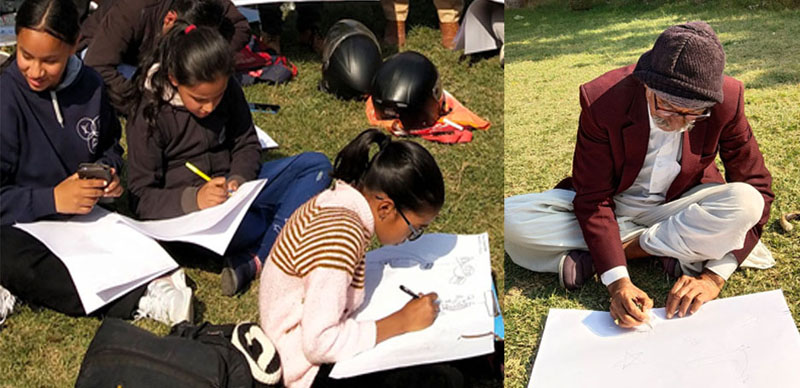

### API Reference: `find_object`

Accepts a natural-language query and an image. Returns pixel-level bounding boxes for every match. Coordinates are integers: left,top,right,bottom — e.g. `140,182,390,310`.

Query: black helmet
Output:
371,51,444,130
320,19,382,100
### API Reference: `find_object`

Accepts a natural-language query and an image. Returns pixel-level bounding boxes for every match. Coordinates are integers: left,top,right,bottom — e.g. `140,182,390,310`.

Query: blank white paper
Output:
528,289,800,388
14,209,178,314
254,125,279,149
329,233,496,378
118,179,267,255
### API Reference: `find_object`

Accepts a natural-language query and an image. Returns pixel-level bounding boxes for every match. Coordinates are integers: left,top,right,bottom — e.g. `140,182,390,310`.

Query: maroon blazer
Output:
571,65,773,275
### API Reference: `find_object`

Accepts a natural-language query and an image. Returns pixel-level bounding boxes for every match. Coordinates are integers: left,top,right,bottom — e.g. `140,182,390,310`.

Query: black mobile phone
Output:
248,102,281,114
77,163,112,183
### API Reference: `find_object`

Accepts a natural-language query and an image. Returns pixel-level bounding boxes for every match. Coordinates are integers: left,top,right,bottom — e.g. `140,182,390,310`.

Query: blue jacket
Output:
0,56,124,226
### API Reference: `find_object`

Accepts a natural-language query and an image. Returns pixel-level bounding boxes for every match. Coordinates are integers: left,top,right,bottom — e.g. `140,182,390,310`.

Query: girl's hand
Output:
102,168,124,198
54,173,105,214
226,179,239,193
197,177,228,209
376,292,439,344
398,292,440,332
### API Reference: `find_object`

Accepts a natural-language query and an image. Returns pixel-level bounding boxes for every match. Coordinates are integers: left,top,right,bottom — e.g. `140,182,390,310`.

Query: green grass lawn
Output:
504,1,799,387
0,3,503,387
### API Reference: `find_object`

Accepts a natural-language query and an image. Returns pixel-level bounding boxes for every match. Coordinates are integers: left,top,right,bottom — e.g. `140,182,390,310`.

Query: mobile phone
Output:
248,102,280,114
77,163,112,183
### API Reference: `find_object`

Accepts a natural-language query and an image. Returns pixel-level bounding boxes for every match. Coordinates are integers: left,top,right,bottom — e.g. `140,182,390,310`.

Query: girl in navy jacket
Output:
0,0,191,326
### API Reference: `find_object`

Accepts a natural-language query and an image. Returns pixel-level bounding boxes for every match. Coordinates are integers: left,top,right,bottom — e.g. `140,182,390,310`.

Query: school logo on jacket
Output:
76,116,99,153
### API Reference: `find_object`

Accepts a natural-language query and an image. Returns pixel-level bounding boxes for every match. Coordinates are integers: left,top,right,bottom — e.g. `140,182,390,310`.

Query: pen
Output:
185,161,212,182
399,285,420,299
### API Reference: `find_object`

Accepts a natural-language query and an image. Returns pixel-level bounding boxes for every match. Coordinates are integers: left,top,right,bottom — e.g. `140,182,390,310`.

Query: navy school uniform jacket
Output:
125,70,260,220
0,56,124,226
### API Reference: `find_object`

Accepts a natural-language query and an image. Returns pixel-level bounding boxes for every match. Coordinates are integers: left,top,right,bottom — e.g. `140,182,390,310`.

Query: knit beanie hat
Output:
634,21,725,106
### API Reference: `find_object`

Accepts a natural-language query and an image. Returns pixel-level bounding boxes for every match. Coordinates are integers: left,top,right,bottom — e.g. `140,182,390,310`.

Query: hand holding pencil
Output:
197,177,228,209
607,278,654,329
186,161,234,209
397,285,440,332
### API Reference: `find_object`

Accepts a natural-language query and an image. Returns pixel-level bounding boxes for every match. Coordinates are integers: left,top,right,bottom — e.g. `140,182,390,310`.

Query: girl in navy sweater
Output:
126,22,331,296
0,0,191,326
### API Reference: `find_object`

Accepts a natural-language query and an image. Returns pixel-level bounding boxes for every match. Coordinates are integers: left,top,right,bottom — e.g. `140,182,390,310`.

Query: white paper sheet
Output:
255,125,279,149
329,233,495,378
528,290,800,388
118,179,267,255
14,209,178,314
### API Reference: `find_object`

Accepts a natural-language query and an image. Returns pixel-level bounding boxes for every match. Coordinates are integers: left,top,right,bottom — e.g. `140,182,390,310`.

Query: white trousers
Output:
504,183,774,277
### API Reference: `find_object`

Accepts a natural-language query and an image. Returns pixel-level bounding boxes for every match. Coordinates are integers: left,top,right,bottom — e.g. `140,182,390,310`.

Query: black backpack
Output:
75,318,282,388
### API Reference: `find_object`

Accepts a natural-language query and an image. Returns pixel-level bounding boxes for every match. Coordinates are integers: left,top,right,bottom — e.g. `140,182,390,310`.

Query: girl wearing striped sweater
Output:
259,129,463,387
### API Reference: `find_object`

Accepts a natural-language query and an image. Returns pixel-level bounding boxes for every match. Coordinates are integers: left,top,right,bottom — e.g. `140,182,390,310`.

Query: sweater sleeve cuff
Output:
704,253,738,281
227,174,246,186
31,187,57,220
600,266,630,286
180,186,200,214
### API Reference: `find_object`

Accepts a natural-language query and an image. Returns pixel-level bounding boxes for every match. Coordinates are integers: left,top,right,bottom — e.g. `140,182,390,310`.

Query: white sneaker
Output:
135,269,193,326
0,285,16,325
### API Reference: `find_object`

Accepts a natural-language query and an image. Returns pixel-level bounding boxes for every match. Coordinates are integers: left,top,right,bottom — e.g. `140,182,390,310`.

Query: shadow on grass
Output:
505,3,800,89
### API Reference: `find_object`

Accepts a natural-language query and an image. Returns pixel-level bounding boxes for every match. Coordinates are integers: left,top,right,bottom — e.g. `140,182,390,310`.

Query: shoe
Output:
136,269,193,326
221,252,260,297
298,28,324,55
559,250,596,291
383,21,406,47
0,285,16,325
659,257,683,279
439,22,459,50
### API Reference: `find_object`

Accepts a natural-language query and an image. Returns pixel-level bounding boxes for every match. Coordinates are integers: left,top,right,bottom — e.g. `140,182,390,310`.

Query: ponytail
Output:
332,129,445,213
136,21,234,128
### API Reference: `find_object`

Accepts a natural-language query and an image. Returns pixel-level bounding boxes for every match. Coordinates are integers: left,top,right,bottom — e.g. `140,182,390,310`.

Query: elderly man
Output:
505,21,774,328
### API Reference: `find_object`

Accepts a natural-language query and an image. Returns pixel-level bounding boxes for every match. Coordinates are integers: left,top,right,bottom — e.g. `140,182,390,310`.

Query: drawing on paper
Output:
450,256,475,285
440,294,476,312
614,350,645,370
687,345,750,384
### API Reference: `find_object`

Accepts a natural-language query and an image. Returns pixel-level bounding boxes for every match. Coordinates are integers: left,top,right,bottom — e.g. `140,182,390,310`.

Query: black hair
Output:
136,21,234,128
332,129,445,214
0,0,79,73
169,0,234,42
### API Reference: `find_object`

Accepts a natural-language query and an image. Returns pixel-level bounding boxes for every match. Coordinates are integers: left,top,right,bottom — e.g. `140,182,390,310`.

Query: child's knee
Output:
299,152,332,172
296,152,332,184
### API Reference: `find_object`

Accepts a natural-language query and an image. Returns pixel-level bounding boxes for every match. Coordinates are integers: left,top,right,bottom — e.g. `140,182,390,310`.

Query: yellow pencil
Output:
185,161,211,182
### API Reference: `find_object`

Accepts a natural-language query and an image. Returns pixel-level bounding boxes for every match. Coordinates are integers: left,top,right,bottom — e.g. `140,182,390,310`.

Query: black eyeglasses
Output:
396,207,425,241
376,195,426,241
652,93,711,122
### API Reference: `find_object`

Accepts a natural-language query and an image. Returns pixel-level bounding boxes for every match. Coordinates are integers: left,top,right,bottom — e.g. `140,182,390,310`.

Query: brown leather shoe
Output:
384,21,406,47
560,250,596,290
658,257,683,279
298,29,324,55
440,22,459,50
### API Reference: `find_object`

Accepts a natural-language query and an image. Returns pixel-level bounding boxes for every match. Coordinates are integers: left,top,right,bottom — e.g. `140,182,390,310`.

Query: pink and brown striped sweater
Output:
258,181,376,388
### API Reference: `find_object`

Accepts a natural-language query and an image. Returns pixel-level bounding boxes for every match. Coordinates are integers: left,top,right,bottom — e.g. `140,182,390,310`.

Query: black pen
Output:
399,285,420,299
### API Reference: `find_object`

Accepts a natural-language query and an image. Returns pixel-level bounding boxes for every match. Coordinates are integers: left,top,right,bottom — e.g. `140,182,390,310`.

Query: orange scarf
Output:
366,91,491,144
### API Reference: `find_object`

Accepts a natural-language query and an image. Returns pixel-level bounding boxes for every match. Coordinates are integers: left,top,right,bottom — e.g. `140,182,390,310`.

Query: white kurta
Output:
505,111,774,284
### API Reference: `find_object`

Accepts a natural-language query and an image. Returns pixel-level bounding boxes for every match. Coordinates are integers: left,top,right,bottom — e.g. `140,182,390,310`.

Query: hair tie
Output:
184,24,197,34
